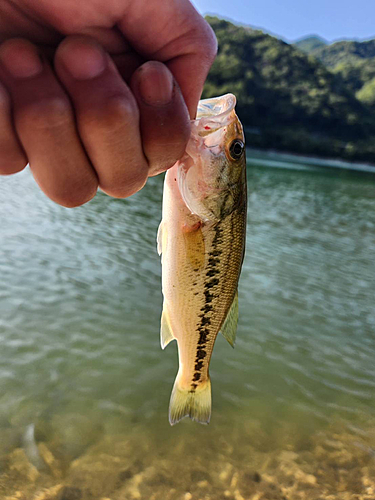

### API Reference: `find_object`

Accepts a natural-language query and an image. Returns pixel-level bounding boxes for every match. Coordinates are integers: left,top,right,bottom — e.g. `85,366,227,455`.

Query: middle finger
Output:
55,36,149,199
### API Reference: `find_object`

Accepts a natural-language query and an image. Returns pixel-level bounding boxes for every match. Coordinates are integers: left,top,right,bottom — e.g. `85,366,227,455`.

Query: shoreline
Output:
246,147,375,173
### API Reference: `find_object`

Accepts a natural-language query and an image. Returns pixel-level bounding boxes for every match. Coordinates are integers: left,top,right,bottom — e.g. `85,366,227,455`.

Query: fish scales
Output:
158,94,247,425
165,208,246,389
189,213,245,389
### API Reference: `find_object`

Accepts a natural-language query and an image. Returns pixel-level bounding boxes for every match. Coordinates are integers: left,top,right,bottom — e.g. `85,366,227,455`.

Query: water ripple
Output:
0,164,374,440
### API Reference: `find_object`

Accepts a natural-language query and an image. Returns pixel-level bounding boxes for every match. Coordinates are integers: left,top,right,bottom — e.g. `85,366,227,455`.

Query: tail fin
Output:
169,374,211,426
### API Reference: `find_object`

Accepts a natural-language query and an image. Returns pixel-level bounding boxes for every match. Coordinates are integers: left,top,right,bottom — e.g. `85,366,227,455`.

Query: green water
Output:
0,157,375,499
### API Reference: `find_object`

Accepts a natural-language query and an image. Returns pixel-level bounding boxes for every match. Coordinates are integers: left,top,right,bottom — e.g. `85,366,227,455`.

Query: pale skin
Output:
0,0,217,207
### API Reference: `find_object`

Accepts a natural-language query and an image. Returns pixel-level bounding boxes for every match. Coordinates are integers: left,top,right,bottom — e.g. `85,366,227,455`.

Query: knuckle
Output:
0,37,35,52
199,23,218,63
0,158,27,175
81,94,139,132
146,119,190,172
149,138,186,172
100,166,148,199
148,150,182,176
18,96,72,131
47,175,98,208
186,21,218,65
0,83,11,111
0,85,27,174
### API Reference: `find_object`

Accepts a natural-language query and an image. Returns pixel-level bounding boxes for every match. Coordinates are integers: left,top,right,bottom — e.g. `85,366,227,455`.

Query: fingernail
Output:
139,62,173,106
0,40,43,78
59,41,106,80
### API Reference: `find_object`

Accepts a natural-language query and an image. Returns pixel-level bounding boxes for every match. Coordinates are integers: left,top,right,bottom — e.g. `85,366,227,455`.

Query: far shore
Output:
246,147,375,173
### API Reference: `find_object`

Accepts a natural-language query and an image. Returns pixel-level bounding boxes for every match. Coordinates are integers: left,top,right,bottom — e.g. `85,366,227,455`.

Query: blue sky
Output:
192,0,375,42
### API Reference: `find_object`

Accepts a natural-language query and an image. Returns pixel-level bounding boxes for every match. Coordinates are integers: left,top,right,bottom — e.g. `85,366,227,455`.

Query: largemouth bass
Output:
157,94,247,425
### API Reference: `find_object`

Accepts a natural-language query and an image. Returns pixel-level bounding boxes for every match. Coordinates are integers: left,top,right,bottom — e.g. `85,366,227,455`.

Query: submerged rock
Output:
7,448,40,483
33,485,64,500
57,486,82,500
0,419,375,499
47,413,104,463
38,442,63,479
0,429,21,457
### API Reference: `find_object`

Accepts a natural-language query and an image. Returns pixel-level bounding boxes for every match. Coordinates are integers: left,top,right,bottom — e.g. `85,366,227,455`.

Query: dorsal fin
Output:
220,291,238,348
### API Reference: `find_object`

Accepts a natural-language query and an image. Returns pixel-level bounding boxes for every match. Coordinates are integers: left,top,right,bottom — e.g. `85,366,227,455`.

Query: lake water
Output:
0,154,375,499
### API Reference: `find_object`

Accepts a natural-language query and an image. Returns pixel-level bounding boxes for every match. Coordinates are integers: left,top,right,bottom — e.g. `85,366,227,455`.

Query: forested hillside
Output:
294,36,327,54
294,37,375,107
204,17,375,162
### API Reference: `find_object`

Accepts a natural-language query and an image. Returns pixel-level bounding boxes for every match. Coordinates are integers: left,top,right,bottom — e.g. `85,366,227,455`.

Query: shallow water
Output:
0,157,375,499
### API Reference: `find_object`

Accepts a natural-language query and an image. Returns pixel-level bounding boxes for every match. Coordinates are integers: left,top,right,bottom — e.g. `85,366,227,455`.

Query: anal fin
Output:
220,290,239,348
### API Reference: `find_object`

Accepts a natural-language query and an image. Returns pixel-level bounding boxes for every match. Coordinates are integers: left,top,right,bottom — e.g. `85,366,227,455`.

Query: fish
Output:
157,93,247,425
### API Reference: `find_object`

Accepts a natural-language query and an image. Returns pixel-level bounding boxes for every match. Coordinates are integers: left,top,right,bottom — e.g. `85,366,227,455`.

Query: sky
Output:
192,0,375,42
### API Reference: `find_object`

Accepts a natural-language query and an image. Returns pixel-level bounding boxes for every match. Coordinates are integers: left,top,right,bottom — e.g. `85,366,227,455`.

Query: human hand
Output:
0,0,216,206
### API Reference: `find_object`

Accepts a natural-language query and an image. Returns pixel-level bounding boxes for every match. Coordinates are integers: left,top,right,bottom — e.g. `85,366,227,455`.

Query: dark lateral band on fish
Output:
190,223,224,391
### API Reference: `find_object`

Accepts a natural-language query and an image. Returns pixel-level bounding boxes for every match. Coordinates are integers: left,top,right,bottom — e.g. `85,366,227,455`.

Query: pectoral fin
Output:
160,305,176,350
157,221,167,256
220,291,239,348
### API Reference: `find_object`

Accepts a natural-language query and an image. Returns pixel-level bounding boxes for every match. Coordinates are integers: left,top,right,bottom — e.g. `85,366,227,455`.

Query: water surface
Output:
0,156,375,499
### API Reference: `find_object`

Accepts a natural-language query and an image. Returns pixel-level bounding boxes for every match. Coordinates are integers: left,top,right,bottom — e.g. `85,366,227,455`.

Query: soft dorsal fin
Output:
220,291,239,348
160,305,176,350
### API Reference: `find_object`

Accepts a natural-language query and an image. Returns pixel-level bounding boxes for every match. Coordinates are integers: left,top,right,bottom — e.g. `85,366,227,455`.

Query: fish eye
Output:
229,139,244,160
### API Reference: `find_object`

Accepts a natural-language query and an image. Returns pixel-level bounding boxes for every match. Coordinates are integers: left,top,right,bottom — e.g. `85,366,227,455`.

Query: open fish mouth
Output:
197,93,236,120
192,94,237,138
178,93,242,221
182,95,237,182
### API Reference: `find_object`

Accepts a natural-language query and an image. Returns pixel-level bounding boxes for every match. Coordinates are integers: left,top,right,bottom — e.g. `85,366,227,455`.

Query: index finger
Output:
117,0,217,117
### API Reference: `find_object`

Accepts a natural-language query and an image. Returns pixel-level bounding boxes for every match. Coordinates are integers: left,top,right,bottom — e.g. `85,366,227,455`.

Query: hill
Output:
204,17,375,162
294,36,328,54
303,38,375,63
294,38,375,106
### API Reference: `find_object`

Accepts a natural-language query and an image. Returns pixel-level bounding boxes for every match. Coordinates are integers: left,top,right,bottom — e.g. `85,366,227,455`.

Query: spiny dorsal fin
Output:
220,291,239,348
160,306,176,350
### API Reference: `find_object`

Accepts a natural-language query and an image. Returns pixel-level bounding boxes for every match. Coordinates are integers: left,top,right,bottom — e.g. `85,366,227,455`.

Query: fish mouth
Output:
196,93,236,120
192,94,237,137
178,94,238,218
